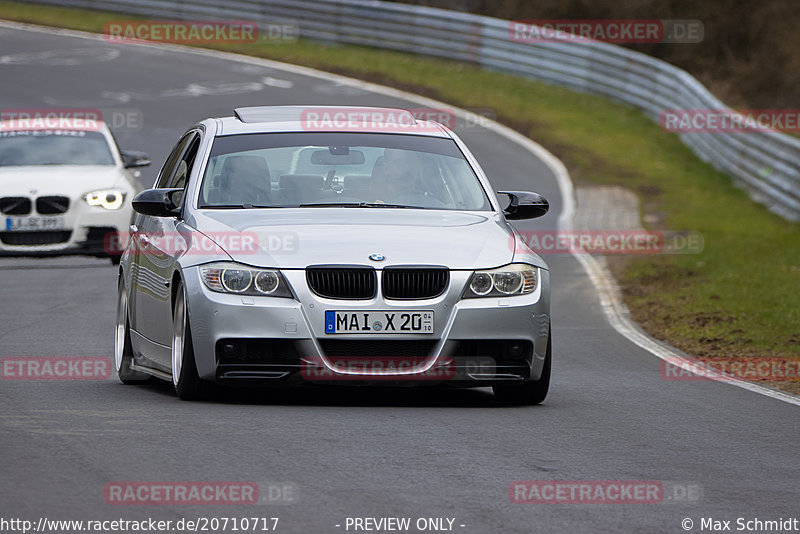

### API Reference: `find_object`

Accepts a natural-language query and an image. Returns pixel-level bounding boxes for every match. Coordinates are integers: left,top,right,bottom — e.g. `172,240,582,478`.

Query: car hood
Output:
0,165,131,196
188,208,525,270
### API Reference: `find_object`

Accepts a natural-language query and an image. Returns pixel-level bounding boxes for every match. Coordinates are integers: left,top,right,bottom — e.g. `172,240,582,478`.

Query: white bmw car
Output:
0,121,149,263
117,106,552,404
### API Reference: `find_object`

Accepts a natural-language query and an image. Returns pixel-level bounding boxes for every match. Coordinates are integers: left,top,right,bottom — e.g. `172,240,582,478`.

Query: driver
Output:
370,148,422,202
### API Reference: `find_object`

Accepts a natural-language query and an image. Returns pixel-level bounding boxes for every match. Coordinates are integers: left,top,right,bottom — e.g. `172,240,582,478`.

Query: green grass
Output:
3,1,799,363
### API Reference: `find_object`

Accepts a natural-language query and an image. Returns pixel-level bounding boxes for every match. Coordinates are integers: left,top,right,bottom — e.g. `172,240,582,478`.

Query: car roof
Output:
214,106,452,138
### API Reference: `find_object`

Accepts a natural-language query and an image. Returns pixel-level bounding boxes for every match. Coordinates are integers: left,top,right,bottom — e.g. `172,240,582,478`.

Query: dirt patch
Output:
611,255,800,395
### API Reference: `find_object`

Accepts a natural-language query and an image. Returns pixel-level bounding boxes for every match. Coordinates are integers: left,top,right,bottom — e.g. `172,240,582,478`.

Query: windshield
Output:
199,132,491,210
0,130,115,166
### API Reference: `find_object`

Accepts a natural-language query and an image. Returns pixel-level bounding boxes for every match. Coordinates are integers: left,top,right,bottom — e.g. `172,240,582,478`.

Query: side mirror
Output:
498,191,549,220
132,188,183,217
121,150,151,168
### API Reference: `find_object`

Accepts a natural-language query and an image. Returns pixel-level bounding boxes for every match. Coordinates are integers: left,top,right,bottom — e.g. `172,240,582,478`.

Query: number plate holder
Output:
325,311,434,334
5,216,65,231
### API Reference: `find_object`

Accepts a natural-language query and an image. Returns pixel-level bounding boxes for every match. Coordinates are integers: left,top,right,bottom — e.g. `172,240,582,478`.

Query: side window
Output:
168,136,201,190
155,132,194,188
167,135,201,210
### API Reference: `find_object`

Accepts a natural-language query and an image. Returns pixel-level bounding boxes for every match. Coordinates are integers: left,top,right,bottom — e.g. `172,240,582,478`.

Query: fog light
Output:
222,342,240,357
507,342,525,359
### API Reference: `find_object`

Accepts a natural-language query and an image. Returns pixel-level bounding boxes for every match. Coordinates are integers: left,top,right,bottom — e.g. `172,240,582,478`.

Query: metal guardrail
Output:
30,0,800,221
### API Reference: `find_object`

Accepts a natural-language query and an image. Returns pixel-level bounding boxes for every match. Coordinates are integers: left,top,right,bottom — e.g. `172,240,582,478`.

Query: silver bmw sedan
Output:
116,106,552,404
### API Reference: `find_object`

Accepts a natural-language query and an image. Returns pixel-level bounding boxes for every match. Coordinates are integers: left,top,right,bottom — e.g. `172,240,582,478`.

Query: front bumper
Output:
0,201,132,257
182,266,551,387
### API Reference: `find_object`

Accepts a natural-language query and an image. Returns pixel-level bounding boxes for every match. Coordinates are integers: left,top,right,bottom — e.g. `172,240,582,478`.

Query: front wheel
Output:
493,329,551,406
115,277,151,384
172,280,213,401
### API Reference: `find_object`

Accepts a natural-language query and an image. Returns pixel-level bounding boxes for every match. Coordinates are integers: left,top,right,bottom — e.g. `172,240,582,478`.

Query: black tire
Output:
109,255,121,265
115,277,151,384
172,280,213,401
493,329,551,406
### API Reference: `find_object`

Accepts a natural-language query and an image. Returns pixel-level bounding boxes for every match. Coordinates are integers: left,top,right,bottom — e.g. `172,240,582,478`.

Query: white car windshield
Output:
199,132,491,210
0,130,115,166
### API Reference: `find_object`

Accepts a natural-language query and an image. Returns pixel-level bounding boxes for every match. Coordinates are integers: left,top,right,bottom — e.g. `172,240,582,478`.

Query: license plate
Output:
5,216,65,231
325,311,434,334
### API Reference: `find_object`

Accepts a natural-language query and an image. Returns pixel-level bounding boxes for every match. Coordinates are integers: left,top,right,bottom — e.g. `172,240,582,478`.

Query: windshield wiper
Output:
201,204,292,209
298,202,426,209
297,202,361,208
360,202,428,209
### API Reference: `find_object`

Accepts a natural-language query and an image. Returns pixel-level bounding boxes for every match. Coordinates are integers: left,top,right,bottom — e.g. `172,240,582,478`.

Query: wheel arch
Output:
170,269,184,316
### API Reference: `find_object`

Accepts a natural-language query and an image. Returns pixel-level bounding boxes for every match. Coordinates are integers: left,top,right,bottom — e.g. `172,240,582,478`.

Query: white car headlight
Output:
84,190,125,210
200,262,293,298
464,264,537,298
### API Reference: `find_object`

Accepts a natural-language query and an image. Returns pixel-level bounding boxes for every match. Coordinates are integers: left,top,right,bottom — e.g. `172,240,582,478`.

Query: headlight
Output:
463,264,537,298
84,190,125,210
200,263,293,298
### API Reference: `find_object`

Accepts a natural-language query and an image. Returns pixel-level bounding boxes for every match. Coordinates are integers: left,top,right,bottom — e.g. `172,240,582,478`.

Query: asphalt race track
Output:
1,23,799,533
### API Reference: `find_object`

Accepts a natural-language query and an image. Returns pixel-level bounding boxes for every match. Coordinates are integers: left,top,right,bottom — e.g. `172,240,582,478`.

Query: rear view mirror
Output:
311,148,365,165
498,191,549,220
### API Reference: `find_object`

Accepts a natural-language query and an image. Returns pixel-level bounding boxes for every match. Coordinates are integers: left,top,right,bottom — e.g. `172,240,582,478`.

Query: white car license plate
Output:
325,311,434,334
5,216,65,231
